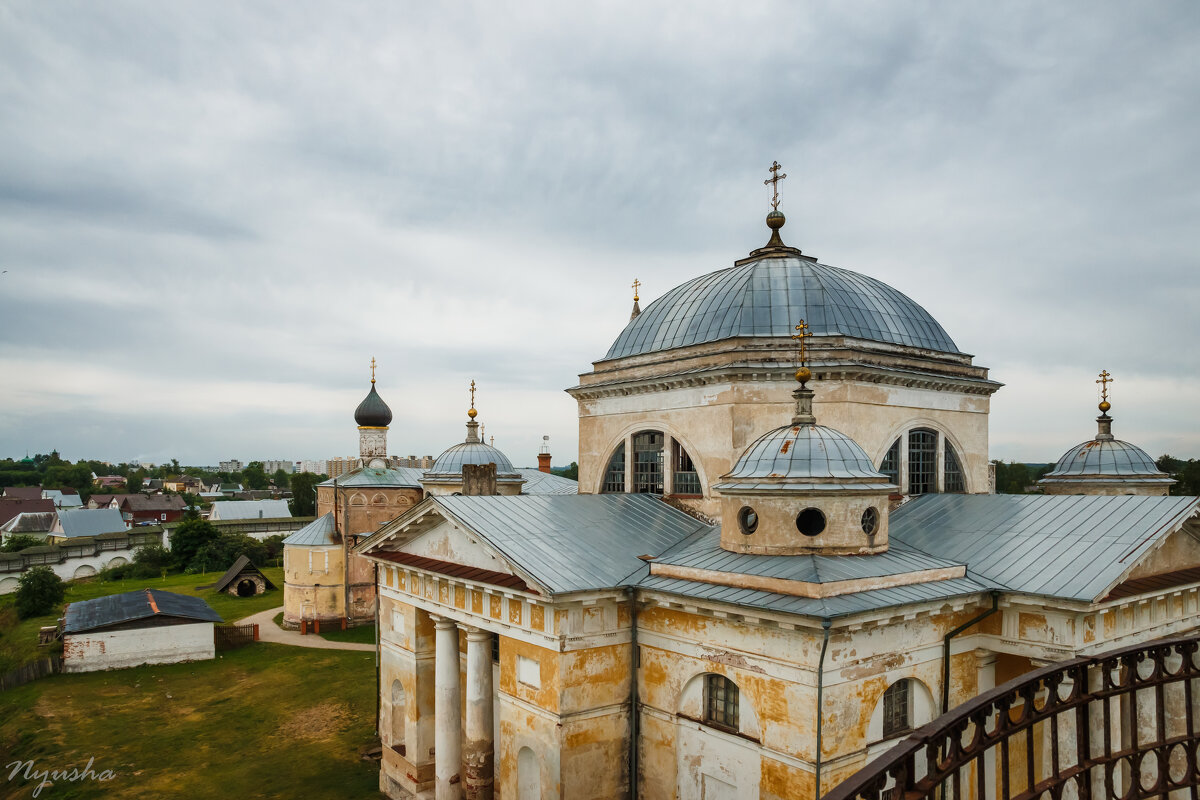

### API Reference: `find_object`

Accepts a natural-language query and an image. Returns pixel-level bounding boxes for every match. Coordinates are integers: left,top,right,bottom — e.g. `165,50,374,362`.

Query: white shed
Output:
61,589,223,673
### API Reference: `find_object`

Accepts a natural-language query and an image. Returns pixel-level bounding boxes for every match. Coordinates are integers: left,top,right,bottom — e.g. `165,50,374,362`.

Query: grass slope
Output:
0,643,382,799
0,568,285,674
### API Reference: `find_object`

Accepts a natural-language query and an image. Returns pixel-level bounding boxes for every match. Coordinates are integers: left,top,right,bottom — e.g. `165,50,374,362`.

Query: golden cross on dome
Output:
764,161,787,210
1096,370,1112,401
470,380,476,407
632,278,641,302
370,357,376,384
792,320,812,365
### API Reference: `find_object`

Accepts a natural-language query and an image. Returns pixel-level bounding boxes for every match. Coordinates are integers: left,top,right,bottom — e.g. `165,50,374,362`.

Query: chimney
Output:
538,435,552,474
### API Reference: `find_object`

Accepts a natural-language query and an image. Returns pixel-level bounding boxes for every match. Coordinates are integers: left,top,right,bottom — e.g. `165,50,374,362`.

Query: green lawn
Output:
0,568,284,674
0,643,382,799
319,623,377,645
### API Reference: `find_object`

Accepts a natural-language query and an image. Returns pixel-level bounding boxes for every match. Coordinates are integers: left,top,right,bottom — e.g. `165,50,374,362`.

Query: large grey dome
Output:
603,258,958,361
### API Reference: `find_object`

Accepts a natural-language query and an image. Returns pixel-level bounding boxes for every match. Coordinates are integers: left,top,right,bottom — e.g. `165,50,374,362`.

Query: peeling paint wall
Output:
62,622,214,673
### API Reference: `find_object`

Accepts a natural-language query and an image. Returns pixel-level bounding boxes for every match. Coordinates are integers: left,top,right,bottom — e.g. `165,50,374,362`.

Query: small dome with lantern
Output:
714,324,898,556
422,381,526,495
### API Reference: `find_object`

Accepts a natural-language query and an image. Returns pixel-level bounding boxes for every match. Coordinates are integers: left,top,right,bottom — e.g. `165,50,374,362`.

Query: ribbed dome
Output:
426,442,523,481
603,258,958,361
1044,439,1167,479
722,423,889,483
354,384,392,427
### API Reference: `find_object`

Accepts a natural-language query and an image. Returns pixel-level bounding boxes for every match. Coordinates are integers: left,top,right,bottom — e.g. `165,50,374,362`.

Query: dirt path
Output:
236,606,376,652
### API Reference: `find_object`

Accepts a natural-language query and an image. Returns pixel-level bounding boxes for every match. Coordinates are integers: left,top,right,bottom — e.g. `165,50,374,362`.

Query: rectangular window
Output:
517,655,540,688
633,432,664,494
882,680,911,738
391,610,405,639
703,674,740,732
908,430,937,495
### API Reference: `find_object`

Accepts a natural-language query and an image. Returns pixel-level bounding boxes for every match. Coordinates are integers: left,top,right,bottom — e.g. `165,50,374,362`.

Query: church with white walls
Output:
353,164,1199,800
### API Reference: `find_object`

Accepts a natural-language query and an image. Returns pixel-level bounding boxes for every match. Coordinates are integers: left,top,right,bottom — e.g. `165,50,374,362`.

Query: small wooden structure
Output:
212,555,276,597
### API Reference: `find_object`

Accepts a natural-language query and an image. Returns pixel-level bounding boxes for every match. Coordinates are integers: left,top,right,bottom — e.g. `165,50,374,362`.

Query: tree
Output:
191,533,269,573
170,517,219,570
272,468,289,487
243,462,268,490
0,535,43,553
288,472,324,517
551,462,579,481
128,473,144,493
15,566,66,619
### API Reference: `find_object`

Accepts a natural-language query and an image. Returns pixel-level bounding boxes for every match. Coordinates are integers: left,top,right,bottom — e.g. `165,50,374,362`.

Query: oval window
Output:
861,507,879,535
738,506,758,535
796,508,825,537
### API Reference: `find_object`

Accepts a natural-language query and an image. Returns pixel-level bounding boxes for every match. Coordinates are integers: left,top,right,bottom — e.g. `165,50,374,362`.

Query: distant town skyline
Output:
2,3,1198,468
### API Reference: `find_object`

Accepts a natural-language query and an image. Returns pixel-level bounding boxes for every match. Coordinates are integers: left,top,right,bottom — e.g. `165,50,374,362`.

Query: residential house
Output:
208,500,291,521
0,497,54,527
49,508,128,543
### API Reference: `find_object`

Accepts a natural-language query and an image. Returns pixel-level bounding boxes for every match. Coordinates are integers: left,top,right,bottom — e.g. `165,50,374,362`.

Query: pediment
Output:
397,519,517,577
1103,519,1200,601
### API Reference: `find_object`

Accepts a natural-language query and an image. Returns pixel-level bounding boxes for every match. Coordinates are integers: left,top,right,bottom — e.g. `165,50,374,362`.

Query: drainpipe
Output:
627,586,640,799
815,618,832,799
942,591,1000,713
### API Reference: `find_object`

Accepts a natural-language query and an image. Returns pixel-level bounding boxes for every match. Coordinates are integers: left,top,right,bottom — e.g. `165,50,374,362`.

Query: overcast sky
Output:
1,1,1198,469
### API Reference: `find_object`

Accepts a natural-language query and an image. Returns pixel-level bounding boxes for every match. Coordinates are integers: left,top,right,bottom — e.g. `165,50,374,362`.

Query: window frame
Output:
703,673,740,733
882,679,912,739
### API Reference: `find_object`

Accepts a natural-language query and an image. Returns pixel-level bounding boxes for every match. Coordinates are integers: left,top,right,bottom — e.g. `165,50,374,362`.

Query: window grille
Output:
704,674,740,731
601,444,625,493
944,442,965,493
632,432,664,494
882,679,912,738
908,430,937,495
672,442,701,495
880,439,900,485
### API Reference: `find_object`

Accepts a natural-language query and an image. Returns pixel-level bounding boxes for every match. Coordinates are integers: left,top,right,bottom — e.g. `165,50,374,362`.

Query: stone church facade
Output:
356,186,1199,799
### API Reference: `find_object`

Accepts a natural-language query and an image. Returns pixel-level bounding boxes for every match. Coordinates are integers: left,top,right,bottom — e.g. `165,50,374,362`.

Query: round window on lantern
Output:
861,506,879,535
738,506,759,535
796,508,826,536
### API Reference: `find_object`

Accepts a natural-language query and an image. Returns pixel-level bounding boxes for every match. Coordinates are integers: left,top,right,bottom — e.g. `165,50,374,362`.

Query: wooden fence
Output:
214,623,258,651
0,655,61,692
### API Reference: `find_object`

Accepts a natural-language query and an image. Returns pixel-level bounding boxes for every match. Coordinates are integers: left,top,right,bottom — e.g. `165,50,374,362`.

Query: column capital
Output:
430,614,457,630
464,626,493,642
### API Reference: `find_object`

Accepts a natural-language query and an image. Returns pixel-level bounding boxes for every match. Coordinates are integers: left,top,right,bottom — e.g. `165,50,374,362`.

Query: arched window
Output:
672,441,701,495
908,429,938,496
944,442,965,493
880,439,900,485
390,680,406,753
633,431,664,494
882,679,913,739
518,747,540,800
703,674,740,732
601,444,625,493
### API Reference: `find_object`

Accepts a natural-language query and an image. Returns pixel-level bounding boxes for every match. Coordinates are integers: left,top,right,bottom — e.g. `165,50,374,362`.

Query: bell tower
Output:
354,358,393,469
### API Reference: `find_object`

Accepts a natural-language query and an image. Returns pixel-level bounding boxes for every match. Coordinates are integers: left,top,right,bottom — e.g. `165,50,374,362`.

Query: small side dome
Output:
1044,438,1163,478
355,384,393,427
723,425,887,484
429,442,520,478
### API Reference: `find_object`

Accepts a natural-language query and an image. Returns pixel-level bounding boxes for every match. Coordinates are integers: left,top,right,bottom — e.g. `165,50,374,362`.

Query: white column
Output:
433,614,463,800
624,433,634,493
464,628,495,800
975,650,998,800
663,438,675,496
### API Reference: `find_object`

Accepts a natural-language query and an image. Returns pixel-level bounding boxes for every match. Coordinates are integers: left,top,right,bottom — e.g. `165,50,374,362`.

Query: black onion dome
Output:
355,384,393,427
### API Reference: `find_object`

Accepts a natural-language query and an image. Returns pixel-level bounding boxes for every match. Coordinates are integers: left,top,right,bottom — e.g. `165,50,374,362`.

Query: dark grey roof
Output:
55,507,127,538
0,511,55,533
716,423,890,486
603,257,959,361
517,469,578,495
431,494,709,594
283,513,338,546
1043,439,1170,481
63,589,222,633
212,554,276,593
354,382,393,427
889,494,1200,602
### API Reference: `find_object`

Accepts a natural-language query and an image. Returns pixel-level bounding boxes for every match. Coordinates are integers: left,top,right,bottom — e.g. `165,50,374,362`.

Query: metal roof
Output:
889,494,1200,602
354,383,393,427
0,511,55,533
637,573,991,618
55,507,127,538
63,589,222,633
517,469,578,495
43,490,83,508
653,528,964,583
1043,439,1170,480
603,257,959,361
318,467,426,488
716,423,888,486
283,512,338,546
208,500,292,520
431,494,710,594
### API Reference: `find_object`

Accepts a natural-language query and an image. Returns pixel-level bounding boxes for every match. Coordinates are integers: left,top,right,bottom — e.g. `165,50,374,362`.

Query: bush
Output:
170,518,218,569
133,543,172,572
263,534,287,560
0,535,43,553
189,533,269,574
16,566,66,619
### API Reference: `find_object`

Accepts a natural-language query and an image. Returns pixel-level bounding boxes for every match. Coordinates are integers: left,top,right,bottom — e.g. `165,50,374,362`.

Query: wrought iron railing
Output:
823,635,1200,800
